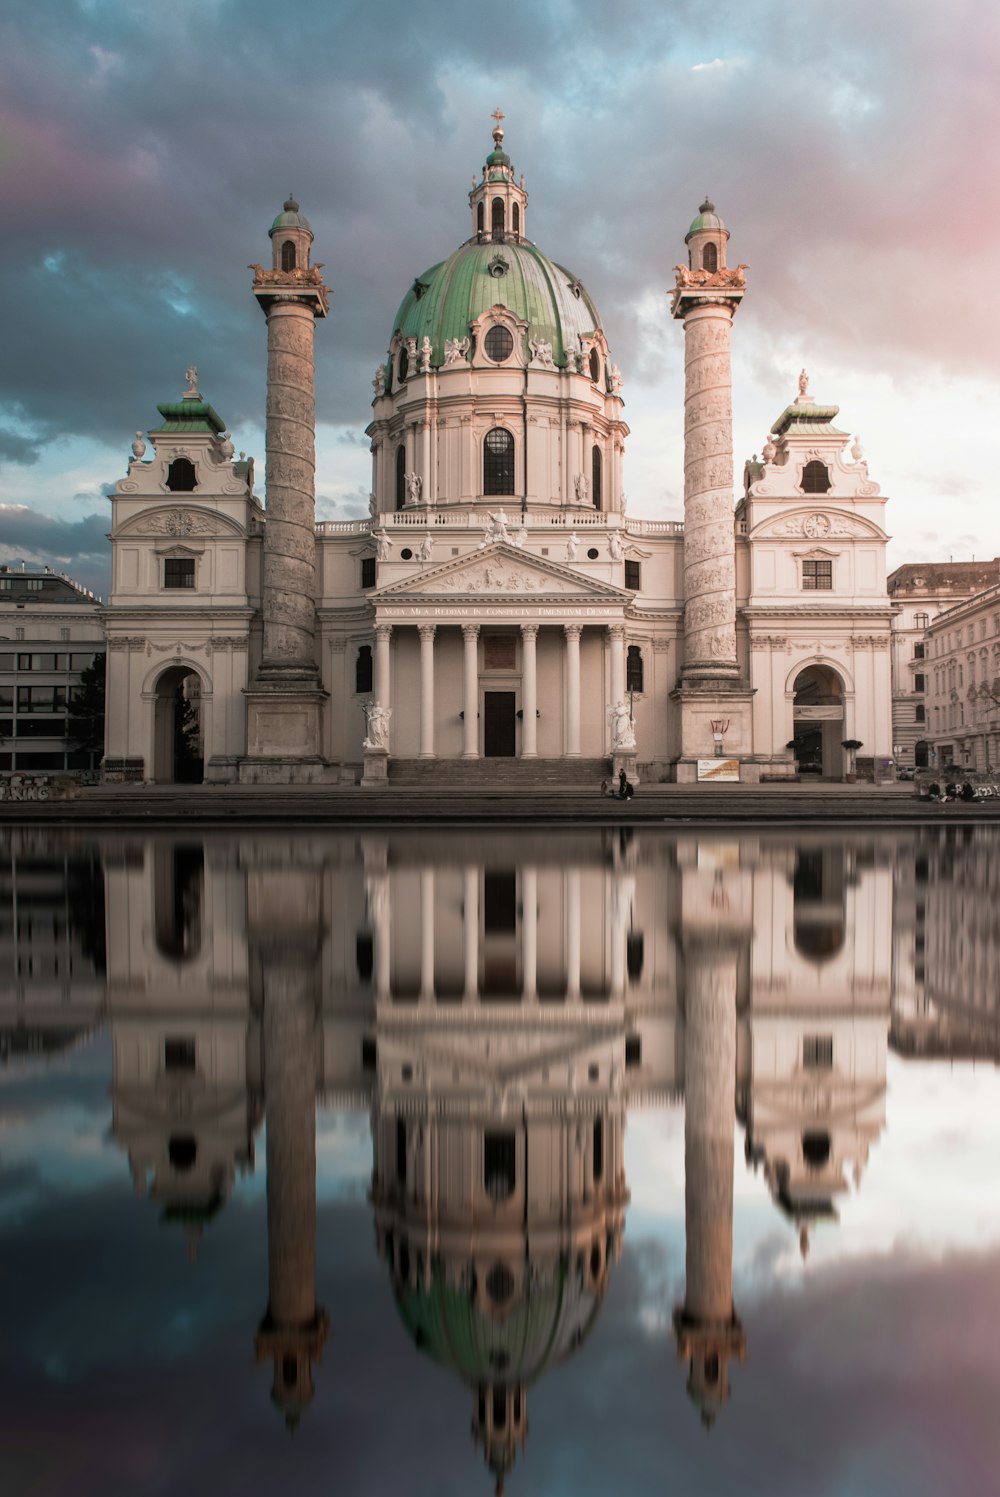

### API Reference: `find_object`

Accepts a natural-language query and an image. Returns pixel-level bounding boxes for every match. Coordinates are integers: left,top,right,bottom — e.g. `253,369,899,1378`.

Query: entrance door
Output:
484,692,516,757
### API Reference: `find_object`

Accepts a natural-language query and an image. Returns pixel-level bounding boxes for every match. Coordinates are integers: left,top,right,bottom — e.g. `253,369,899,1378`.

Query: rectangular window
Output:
625,1034,642,1069
0,579,9,590
915,704,925,722
16,687,65,712
803,1035,834,1069
30,654,57,672
26,579,42,591
915,612,929,629
802,560,833,590
483,1132,516,1201
16,718,67,738
360,557,376,588
17,654,31,671
163,558,195,589
70,653,98,671
913,643,925,659
624,560,641,590
914,674,925,693
164,1037,196,1072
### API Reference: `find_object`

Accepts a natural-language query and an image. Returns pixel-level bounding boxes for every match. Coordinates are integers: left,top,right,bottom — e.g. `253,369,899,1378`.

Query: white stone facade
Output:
103,127,894,784
923,575,1000,774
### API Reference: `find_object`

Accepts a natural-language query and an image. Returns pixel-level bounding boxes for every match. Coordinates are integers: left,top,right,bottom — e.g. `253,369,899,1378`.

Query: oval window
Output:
484,325,514,362
400,547,413,560
587,547,599,560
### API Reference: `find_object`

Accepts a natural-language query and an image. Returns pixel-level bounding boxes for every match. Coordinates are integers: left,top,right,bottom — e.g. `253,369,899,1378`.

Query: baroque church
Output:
104,118,893,785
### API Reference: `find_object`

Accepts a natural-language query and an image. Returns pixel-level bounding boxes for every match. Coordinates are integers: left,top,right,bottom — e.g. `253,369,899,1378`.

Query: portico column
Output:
564,624,582,757
522,866,538,1001
521,624,538,758
566,867,581,1001
463,865,479,1001
420,868,435,1002
462,624,479,758
418,624,436,758
609,623,626,720
374,624,392,706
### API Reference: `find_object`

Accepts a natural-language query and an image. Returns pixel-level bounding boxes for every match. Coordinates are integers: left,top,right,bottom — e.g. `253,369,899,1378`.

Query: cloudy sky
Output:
1,0,998,599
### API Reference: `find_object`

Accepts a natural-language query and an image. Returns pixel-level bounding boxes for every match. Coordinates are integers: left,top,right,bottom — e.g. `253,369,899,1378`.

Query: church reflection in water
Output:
2,825,999,1489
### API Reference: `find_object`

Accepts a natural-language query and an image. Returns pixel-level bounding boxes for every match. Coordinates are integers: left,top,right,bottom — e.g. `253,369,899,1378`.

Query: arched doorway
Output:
914,739,929,768
152,665,204,783
791,664,845,779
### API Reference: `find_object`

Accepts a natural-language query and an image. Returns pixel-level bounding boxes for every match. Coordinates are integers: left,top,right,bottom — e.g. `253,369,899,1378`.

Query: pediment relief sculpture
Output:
753,509,883,541
115,507,245,539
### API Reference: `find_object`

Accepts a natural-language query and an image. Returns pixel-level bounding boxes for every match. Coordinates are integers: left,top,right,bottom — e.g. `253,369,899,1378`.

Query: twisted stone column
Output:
259,301,322,679
678,301,740,681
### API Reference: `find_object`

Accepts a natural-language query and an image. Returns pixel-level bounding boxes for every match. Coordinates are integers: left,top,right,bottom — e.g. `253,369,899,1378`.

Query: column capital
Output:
520,623,539,642
462,623,480,642
564,623,583,642
374,622,393,641
418,622,437,642
608,623,626,643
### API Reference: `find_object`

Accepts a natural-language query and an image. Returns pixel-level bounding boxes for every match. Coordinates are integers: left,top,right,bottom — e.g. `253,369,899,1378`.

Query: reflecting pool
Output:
2,827,999,1496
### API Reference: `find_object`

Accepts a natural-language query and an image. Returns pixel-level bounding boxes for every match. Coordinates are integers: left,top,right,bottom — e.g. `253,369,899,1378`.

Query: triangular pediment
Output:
374,542,630,600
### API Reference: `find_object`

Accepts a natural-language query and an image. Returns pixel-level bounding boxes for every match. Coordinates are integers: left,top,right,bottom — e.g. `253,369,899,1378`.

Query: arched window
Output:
626,645,643,692
591,444,602,509
165,457,197,492
589,347,600,384
491,196,504,241
484,427,515,495
355,644,373,694
802,459,831,493
397,342,409,382
477,200,484,236
280,239,297,272
395,444,406,510
702,242,718,273
512,202,520,237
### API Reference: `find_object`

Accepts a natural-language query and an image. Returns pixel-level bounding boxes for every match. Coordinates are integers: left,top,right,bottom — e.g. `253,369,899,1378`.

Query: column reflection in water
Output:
248,849,329,1428
673,842,749,1425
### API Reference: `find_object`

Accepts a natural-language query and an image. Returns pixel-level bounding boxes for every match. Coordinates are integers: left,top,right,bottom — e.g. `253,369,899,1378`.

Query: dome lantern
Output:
684,196,730,275
268,193,314,275
469,110,528,244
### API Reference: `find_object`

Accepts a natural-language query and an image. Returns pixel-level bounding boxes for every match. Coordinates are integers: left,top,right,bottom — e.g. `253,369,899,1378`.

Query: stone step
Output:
388,757,611,785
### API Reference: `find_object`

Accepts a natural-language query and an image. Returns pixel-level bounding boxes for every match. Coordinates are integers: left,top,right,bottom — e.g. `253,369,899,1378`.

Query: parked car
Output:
897,766,915,780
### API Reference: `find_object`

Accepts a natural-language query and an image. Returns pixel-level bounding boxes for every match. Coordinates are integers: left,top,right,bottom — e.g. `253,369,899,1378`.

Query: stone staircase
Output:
388,757,611,787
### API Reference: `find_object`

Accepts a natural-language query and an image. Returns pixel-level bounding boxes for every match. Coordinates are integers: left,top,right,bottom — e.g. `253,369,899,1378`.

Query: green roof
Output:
387,240,603,373
153,400,227,436
686,198,727,238
770,402,845,438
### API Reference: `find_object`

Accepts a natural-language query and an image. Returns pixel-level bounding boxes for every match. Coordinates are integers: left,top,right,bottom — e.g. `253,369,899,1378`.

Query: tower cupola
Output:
469,110,528,244
269,194,314,274
685,197,729,274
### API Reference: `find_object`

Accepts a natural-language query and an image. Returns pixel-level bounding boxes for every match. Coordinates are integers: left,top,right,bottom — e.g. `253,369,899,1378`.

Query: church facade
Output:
104,121,893,784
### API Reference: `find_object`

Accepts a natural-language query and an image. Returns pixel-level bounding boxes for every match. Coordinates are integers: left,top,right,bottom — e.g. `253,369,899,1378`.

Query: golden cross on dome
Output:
491,107,505,140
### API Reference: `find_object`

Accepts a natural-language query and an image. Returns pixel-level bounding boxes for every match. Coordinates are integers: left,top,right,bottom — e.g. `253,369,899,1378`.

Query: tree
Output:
66,652,106,769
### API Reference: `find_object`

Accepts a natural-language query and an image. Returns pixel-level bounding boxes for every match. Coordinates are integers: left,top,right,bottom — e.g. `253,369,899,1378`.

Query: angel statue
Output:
363,701,391,751
608,699,636,752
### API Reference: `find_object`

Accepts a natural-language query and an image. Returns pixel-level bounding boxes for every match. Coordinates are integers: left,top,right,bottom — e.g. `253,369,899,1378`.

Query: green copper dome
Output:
686,197,726,238
270,194,311,235
387,239,603,372
394,1260,601,1385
